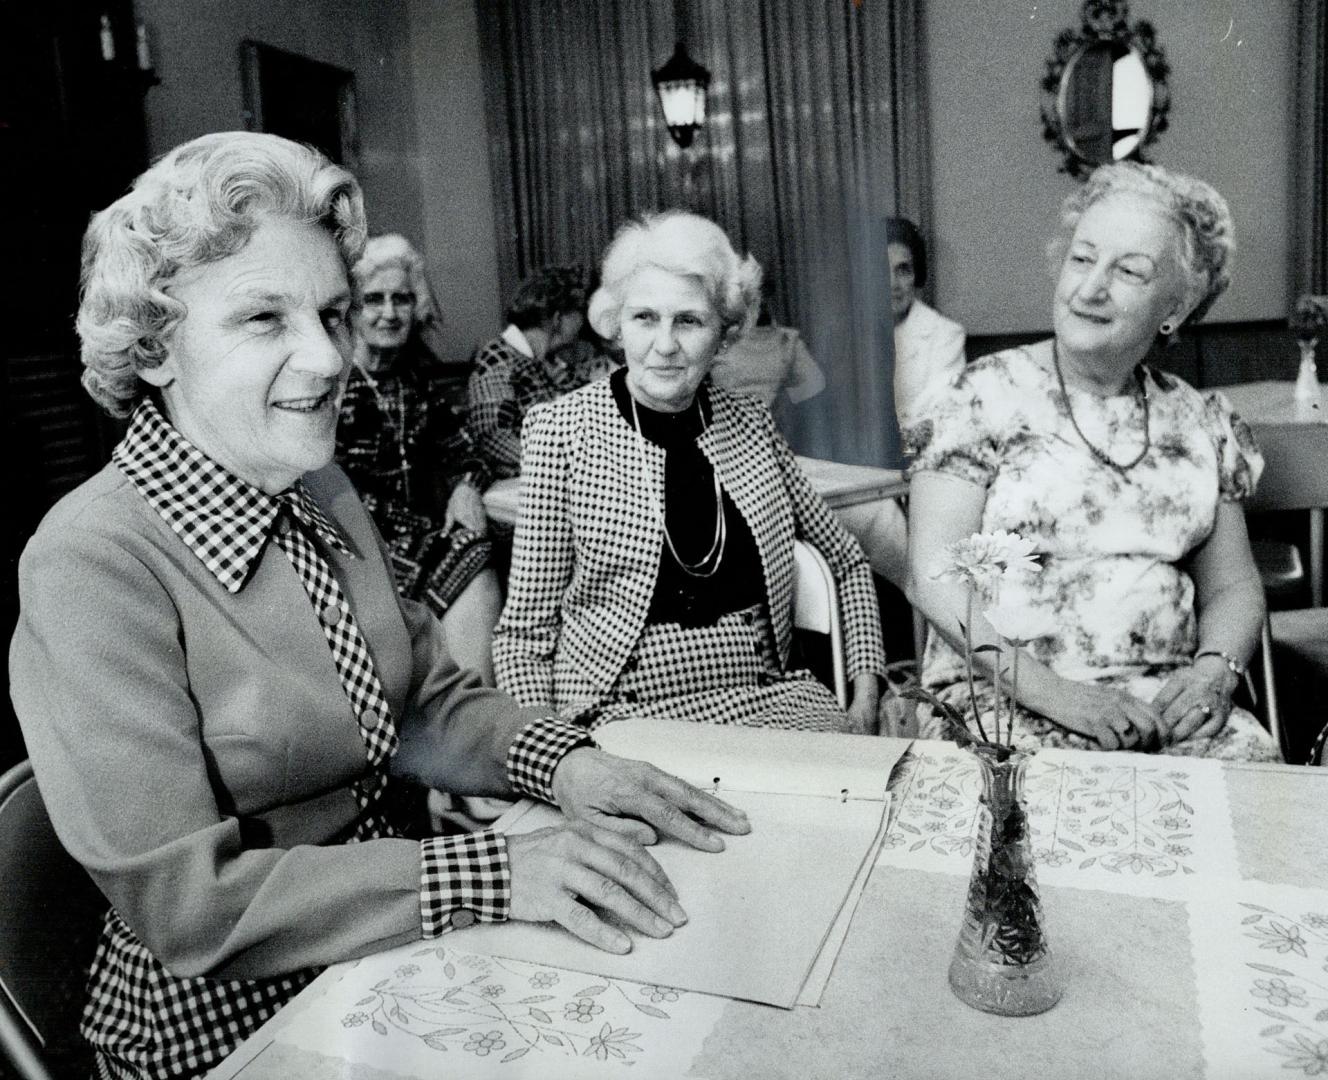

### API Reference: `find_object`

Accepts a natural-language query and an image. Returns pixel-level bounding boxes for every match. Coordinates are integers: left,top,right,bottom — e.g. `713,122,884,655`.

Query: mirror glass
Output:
1040,1,1170,179
1057,43,1153,166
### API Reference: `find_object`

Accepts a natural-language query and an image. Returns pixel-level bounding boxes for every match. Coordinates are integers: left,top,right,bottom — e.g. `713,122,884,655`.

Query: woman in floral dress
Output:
905,162,1279,761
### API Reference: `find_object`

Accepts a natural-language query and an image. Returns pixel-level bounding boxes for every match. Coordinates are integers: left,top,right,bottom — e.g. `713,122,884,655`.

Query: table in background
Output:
1215,380,1328,606
481,456,908,528
208,739,1328,1080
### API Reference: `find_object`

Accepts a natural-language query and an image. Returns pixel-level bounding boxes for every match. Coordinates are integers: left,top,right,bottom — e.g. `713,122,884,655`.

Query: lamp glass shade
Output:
652,42,710,148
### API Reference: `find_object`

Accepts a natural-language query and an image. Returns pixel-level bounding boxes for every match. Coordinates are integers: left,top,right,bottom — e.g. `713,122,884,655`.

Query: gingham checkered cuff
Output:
420,830,511,937
506,716,596,803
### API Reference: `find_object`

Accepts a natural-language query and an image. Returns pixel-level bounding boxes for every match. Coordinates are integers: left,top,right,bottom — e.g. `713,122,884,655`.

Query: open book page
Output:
457,788,888,1008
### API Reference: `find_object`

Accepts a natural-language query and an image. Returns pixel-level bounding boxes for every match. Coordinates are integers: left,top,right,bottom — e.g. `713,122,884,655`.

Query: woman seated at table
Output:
906,161,1279,760
338,234,502,683
466,266,590,481
493,210,886,733
9,132,748,1080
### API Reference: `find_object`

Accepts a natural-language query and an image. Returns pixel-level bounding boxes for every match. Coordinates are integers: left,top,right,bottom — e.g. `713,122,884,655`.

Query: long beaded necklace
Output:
1052,341,1151,475
354,358,413,504
628,391,728,578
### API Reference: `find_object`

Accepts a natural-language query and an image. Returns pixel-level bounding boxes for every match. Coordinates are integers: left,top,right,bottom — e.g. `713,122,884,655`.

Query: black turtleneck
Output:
609,368,765,627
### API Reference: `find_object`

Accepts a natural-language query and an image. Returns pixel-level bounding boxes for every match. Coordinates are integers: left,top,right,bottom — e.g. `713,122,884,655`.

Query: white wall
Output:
925,0,1295,335
136,0,427,249
406,0,504,361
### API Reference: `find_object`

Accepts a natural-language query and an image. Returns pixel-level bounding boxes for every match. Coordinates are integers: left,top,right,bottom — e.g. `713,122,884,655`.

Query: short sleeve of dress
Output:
1202,391,1264,502
904,365,999,487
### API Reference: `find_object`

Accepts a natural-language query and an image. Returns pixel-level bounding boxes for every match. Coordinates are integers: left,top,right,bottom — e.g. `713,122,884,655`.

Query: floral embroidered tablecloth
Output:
209,741,1328,1080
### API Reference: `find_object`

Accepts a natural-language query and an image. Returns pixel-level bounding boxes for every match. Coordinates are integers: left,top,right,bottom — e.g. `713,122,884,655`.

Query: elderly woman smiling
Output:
7,134,747,1080
494,211,886,733
906,162,1279,760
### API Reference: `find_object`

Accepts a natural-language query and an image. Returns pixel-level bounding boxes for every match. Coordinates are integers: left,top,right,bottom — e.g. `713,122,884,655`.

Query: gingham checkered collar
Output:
112,398,352,593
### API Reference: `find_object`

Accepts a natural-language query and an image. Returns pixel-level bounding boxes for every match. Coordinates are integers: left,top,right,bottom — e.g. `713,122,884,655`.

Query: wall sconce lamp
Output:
652,41,710,149
98,13,160,88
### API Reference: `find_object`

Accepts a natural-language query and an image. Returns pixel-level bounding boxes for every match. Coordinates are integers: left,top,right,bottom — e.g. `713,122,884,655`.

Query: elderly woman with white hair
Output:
906,161,1280,760
493,210,886,733
337,234,501,682
7,134,749,1080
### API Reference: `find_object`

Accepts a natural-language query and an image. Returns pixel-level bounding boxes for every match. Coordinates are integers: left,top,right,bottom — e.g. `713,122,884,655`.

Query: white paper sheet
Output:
878,746,1240,899
1189,880,1328,1079
266,942,728,1080
456,790,889,1008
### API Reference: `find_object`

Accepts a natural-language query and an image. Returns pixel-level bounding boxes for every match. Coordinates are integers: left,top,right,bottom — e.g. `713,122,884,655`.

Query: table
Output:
1216,381,1328,606
481,456,908,528
209,739,1328,1080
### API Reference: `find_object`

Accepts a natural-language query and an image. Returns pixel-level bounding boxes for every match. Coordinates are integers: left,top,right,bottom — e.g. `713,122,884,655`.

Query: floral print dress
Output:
906,346,1280,761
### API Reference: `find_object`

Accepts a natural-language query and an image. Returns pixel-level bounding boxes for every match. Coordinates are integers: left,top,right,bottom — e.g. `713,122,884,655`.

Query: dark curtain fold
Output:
478,0,929,466
1292,0,1328,295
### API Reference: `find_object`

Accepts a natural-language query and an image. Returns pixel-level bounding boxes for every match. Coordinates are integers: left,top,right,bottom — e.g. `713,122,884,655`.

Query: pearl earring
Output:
1159,320,1176,336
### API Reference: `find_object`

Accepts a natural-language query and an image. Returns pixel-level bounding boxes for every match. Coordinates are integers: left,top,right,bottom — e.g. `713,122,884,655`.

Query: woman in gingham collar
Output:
494,211,887,733
9,134,747,1080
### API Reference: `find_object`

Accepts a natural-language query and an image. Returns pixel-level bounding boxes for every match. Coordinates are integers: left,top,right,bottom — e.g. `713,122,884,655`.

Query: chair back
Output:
1245,422,1328,513
0,761,104,1080
792,540,848,708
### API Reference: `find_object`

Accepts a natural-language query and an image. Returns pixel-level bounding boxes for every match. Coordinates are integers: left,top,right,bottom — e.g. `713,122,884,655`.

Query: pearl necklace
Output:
628,391,727,578
1052,341,1151,475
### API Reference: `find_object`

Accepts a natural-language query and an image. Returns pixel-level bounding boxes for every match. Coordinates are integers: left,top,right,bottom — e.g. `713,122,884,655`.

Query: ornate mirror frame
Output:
1039,0,1171,179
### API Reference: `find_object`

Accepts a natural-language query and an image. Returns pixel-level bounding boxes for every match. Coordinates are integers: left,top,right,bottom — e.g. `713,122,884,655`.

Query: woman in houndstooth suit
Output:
493,211,887,734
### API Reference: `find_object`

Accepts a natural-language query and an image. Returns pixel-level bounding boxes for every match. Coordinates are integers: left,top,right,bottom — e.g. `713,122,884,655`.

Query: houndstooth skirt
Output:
579,603,845,732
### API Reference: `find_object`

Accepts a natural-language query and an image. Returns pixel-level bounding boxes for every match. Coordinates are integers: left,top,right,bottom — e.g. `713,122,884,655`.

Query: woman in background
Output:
888,216,967,435
338,234,502,683
466,266,589,481
906,162,1279,760
494,211,885,733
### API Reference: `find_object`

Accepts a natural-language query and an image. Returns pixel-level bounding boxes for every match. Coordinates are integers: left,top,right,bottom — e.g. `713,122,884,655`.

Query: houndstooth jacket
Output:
493,377,887,718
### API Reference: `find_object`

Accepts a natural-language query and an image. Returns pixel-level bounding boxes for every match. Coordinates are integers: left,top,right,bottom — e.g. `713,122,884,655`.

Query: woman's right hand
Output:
1043,680,1163,751
505,822,689,954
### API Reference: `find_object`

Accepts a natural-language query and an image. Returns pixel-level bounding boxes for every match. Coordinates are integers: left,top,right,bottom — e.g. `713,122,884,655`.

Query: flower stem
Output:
1009,646,1020,747
964,590,992,743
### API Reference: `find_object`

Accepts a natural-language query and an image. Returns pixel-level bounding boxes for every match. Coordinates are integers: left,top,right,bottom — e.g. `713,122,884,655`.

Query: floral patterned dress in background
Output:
906,345,1280,761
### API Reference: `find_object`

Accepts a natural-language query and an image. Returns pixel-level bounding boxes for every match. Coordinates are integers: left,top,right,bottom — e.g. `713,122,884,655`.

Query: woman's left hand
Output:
1151,660,1238,744
445,481,488,534
839,674,881,735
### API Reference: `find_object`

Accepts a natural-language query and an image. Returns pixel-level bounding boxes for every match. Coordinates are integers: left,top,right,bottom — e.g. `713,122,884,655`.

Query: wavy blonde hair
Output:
77,131,367,416
588,211,762,345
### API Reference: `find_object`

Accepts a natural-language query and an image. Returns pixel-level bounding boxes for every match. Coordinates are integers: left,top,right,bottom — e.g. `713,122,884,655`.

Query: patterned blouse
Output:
337,352,487,522
466,333,575,481
907,346,1263,690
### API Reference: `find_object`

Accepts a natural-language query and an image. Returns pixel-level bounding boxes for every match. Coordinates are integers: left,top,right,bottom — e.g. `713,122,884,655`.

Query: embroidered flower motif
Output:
639,985,680,1004
1252,978,1307,1008
394,964,420,978
1248,921,1310,957
1085,831,1117,847
1034,848,1070,867
923,820,949,833
1154,815,1187,831
480,985,505,998
1163,844,1191,857
1303,912,1328,931
584,1023,644,1062
529,971,560,989
458,955,492,971
931,795,959,809
1270,1034,1328,1076
565,998,605,1023
463,1030,505,1057
932,530,1041,593
342,1012,368,1028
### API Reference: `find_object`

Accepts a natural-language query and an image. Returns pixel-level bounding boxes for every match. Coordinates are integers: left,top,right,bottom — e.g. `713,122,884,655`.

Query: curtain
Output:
477,0,930,466
1292,0,1328,295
